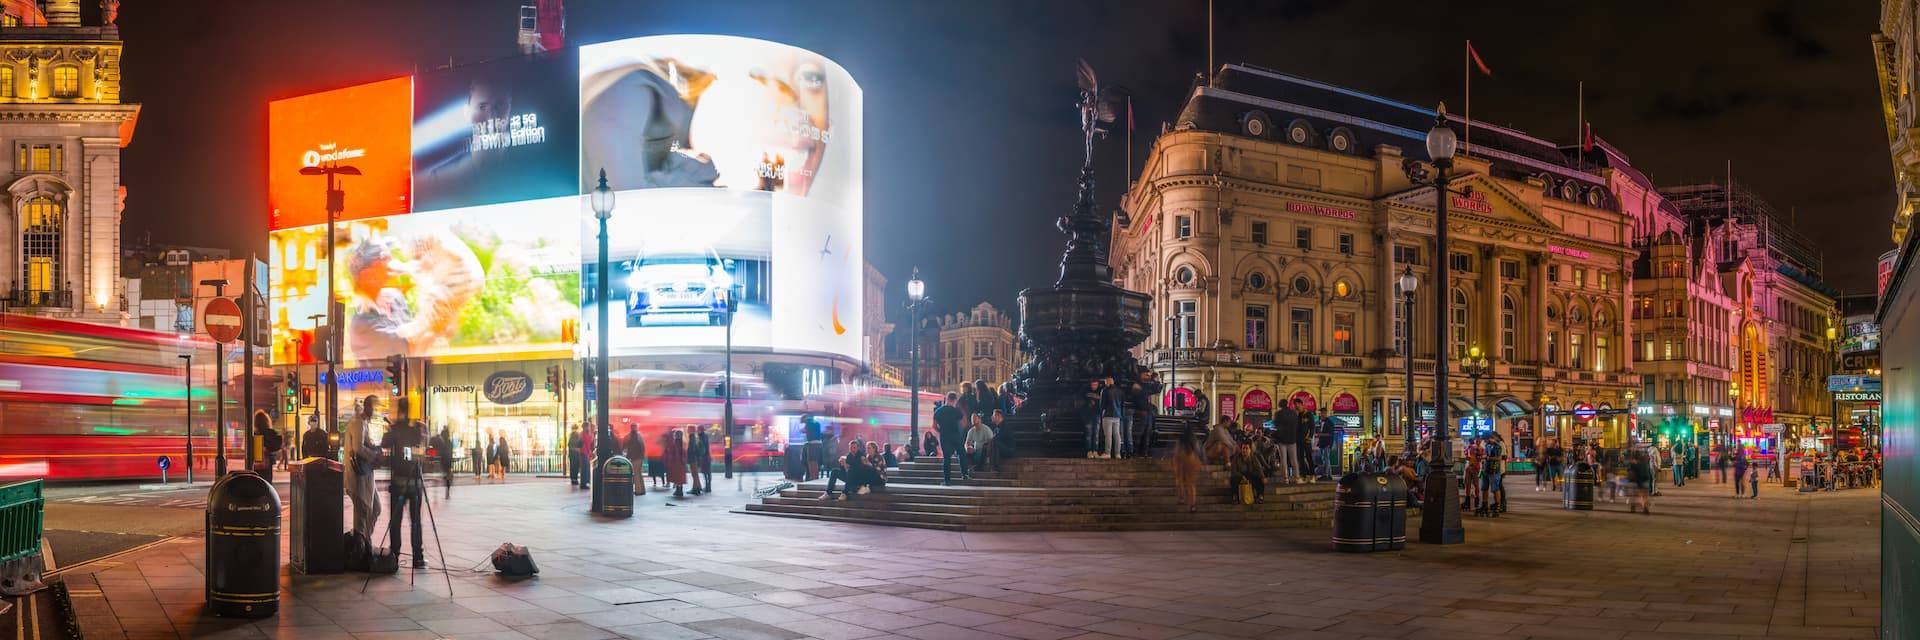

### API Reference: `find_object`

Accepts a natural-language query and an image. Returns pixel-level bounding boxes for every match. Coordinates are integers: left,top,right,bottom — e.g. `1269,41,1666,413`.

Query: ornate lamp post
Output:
1462,345,1491,442
588,170,615,514
1623,389,1637,444
1402,103,1464,544
1398,267,1418,455
906,269,928,454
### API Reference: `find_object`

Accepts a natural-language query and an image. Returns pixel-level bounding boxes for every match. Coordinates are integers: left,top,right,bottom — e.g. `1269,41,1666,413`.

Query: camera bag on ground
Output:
368,548,399,574
343,530,372,572
490,543,538,577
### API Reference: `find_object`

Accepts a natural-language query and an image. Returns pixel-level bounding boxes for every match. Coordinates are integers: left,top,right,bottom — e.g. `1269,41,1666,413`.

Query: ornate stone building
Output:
933,301,1016,392
1112,65,1639,451
0,0,135,322
1661,183,1838,442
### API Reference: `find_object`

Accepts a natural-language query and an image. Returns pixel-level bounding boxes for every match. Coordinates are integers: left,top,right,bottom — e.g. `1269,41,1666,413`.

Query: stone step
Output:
769,490,1333,514
778,486,1331,507
790,480,1333,500
741,501,1331,527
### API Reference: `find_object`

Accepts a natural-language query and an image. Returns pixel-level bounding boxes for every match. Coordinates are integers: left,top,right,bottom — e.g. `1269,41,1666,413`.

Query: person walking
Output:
497,432,514,481
1545,442,1565,491
1171,424,1205,513
622,424,648,496
565,426,585,487
250,410,283,482
1628,448,1655,515
1749,455,1761,499
664,428,689,498
431,426,454,499
1272,400,1300,484
689,426,713,496
1733,450,1748,497
1715,444,1730,483
934,394,965,484
343,395,381,539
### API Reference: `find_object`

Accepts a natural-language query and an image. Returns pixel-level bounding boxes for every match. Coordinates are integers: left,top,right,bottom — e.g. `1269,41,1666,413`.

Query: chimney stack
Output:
43,0,79,26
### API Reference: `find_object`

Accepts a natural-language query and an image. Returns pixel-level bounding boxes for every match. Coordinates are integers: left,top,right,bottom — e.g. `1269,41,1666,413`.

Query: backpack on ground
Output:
490,543,538,577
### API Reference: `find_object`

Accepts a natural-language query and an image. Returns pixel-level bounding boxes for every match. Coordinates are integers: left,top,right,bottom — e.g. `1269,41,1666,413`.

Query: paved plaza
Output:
52,472,1880,640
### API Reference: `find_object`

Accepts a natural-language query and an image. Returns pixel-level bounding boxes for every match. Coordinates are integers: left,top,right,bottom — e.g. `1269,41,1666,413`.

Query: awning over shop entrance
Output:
1492,396,1534,419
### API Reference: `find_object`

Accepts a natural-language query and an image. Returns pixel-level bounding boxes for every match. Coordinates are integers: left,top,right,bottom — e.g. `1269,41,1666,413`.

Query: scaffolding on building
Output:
1659,181,1825,279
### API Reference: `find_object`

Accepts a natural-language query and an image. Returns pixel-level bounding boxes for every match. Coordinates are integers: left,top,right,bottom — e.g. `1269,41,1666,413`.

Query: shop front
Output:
1240,389,1273,430
425,359,577,475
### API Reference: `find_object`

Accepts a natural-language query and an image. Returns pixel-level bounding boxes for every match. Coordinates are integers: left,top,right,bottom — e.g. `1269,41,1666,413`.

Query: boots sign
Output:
483,370,534,405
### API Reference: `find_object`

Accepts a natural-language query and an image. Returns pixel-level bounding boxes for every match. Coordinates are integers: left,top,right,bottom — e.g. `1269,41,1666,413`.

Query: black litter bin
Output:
1563,462,1595,510
600,455,633,517
206,471,281,617
1334,473,1407,552
289,458,343,574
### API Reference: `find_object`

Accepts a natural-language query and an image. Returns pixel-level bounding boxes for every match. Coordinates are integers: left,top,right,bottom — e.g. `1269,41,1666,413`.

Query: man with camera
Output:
380,399,429,569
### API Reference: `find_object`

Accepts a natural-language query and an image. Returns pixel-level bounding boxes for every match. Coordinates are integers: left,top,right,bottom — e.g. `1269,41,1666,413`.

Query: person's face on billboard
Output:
469,80,511,161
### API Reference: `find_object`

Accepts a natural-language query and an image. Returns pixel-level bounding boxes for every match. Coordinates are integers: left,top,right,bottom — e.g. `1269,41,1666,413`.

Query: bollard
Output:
206,471,281,617
600,455,634,517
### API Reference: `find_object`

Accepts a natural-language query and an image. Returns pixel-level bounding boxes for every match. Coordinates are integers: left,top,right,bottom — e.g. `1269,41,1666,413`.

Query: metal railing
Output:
0,480,42,563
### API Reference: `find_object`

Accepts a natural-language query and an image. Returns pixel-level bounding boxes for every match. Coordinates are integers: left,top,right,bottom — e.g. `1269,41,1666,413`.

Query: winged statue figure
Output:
1076,58,1119,171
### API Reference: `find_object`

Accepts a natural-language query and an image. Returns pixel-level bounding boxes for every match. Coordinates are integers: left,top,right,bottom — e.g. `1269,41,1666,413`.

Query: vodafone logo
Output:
301,141,366,167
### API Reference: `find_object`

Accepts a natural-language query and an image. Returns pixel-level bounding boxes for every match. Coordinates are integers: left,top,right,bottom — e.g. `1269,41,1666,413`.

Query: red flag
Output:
1467,41,1492,76
1127,96,1135,132
1582,121,1594,152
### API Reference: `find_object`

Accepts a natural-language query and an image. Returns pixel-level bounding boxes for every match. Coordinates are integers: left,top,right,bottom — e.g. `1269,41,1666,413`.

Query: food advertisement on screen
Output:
578,35,863,359
412,49,581,212
268,76,414,230
269,196,581,365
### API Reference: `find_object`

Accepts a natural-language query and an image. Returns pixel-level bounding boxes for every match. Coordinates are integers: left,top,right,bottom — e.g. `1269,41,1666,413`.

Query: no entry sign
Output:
203,297,244,343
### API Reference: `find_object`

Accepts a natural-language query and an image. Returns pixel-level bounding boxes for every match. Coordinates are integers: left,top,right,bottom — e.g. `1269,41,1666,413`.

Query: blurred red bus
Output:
0,314,238,481
605,370,938,472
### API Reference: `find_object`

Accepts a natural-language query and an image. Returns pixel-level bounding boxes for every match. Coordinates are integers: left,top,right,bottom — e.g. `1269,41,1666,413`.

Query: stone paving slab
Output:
49,472,1880,639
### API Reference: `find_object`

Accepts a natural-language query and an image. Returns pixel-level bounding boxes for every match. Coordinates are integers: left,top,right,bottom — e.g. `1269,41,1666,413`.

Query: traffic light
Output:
300,385,315,406
545,365,559,393
283,372,298,413
384,355,404,395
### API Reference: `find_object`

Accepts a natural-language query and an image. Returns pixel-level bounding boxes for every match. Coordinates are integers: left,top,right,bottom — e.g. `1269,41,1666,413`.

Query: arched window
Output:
0,66,13,99
1501,295,1517,362
1449,288,1468,359
21,197,61,304
51,66,78,98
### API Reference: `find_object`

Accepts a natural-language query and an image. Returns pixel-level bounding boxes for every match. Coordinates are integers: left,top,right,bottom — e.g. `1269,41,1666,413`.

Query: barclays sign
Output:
483,370,535,405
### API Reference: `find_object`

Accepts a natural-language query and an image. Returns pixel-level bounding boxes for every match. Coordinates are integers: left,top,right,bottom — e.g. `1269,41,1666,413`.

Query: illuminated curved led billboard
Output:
579,35,864,361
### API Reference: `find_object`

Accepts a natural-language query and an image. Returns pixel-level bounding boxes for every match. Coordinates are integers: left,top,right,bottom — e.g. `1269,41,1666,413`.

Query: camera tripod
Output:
359,465,454,597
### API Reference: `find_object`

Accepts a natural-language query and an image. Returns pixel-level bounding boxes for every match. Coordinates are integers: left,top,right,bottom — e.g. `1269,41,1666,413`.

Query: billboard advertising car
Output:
412,49,581,212
268,76,414,230
268,195,581,365
578,35,863,359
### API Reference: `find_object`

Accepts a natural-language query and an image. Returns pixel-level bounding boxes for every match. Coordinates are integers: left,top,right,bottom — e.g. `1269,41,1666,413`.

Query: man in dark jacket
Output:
1313,407,1338,480
688,427,712,495
933,394,965,484
622,425,647,496
1081,379,1104,458
1272,401,1300,483
1127,371,1164,458
300,414,330,460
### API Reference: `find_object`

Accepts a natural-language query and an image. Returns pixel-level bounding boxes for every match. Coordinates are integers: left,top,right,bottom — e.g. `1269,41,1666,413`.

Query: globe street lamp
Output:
906,269,928,455
588,169,615,514
1402,103,1464,545
1397,267,1418,456
1462,344,1491,443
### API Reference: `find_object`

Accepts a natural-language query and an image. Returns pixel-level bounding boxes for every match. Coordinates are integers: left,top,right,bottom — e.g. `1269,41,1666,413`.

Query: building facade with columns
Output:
1112,65,1640,453
0,0,135,322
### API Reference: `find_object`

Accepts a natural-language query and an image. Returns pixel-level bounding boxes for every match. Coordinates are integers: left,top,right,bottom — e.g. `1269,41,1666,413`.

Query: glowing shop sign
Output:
301,142,367,167
1549,245,1591,259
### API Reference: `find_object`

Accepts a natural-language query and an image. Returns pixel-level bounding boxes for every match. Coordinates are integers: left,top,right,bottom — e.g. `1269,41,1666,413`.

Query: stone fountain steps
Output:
739,458,1335,532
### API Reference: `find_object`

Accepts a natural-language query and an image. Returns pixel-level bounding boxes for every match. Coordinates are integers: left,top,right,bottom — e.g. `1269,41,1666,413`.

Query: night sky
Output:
118,0,1889,322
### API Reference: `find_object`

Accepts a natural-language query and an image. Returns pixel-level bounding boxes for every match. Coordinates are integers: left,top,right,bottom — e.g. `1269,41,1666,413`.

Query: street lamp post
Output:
299,163,358,448
1624,389,1637,445
179,354,192,484
200,278,230,476
589,169,615,514
1167,314,1181,413
906,270,927,455
723,262,737,479
1398,267,1418,456
1462,345,1491,444
1403,103,1465,544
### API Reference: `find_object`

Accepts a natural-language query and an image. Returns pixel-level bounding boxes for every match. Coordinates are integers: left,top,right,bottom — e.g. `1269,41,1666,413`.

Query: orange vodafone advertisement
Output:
268,76,413,230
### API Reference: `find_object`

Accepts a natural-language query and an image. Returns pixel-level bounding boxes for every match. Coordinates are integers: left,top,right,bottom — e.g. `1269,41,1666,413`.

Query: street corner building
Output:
0,0,135,323
1109,64,1838,460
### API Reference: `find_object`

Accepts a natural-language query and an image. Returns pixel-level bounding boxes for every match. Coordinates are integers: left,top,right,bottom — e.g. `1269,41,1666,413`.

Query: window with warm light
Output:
51,65,78,98
1289,307,1313,352
1333,280,1351,298
1595,336,1609,371
1176,300,1196,348
0,66,13,99
17,143,61,172
21,197,60,302
1570,333,1585,370
1547,331,1560,366
1332,311,1355,355
1500,295,1517,362
1449,288,1468,358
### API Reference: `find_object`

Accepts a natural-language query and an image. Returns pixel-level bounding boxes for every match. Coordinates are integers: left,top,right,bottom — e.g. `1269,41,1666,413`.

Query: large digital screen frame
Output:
268,77,414,230
412,48,581,212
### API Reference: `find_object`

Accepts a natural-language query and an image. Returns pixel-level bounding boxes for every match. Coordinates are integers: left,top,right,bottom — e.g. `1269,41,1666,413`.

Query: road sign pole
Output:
201,288,243,477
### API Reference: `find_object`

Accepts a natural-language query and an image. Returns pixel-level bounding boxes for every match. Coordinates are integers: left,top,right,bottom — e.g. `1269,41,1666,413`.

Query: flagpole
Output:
1577,80,1584,169
1464,40,1471,156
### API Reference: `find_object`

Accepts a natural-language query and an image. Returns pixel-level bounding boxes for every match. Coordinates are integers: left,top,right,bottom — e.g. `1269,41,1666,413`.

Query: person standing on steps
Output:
1271,399,1301,484
1100,376,1127,459
1128,370,1164,458
934,394,965,485
1081,379,1105,458
1171,424,1205,513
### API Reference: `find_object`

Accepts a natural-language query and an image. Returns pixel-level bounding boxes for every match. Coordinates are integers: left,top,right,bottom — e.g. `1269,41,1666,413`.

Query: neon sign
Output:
1285,202,1358,220
1549,245,1591,259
